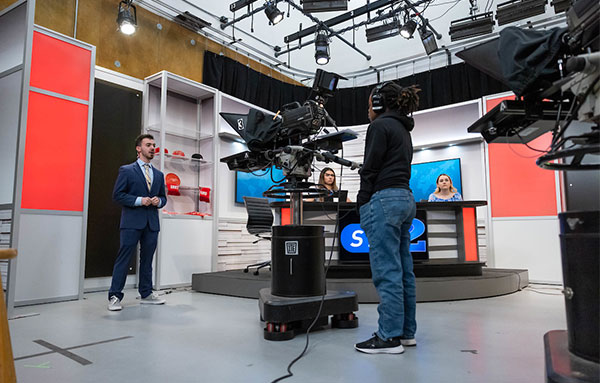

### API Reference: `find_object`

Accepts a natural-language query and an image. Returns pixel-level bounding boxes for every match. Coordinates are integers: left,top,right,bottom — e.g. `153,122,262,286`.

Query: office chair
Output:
242,197,273,275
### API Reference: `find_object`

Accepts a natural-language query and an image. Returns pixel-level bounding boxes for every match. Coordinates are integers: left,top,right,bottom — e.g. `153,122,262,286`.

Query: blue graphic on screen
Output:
340,219,427,253
410,158,462,202
235,167,285,204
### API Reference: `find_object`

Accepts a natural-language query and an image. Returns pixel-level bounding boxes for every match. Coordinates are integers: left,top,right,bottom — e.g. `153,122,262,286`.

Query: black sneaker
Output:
354,334,405,354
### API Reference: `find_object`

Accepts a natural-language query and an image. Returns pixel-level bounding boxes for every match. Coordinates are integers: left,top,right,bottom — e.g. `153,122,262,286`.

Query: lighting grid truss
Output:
221,0,442,60
495,0,548,26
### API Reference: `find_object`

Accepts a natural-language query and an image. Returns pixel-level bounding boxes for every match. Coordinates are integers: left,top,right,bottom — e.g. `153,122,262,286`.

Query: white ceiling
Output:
142,0,564,86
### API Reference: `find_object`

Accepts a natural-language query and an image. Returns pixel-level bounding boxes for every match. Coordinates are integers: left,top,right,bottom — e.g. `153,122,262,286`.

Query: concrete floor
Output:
8,285,565,383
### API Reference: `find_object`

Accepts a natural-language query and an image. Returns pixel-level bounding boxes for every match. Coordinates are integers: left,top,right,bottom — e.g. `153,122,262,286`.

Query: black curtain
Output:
203,51,509,126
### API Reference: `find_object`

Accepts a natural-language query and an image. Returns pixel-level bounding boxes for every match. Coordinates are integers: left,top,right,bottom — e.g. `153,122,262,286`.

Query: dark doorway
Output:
85,80,142,278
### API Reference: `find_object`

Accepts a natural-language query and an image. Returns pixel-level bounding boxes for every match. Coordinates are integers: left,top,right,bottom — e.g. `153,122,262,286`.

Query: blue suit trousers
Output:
108,224,158,300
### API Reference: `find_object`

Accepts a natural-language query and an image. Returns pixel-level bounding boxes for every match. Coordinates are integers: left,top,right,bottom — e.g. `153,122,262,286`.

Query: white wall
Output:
0,3,27,205
491,218,562,283
0,71,21,205
412,101,482,146
218,95,275,219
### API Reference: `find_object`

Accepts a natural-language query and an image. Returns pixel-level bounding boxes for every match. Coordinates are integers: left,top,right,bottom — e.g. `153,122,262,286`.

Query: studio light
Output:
230,0,259,13
176,11,211,32
117,0,137,35
449,12,494,41
495,0,548,26
314,29,330,65
264,1,284,25
550,0,571,13
419,27,438,55
303,0,348,13
400,19,418,39
365,21,401,43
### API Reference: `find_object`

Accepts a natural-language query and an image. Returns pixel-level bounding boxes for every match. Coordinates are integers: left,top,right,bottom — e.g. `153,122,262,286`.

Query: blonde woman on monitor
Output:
428,174,463,202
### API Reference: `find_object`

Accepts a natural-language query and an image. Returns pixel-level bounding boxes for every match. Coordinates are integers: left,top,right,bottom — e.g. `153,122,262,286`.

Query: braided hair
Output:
372,82,421,115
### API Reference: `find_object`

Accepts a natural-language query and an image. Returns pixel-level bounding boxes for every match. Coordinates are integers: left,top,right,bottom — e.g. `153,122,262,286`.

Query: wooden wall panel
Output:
34,0,75,37
156,17,203,84
0,0,17,12
30,0,302,86
77,0,162,79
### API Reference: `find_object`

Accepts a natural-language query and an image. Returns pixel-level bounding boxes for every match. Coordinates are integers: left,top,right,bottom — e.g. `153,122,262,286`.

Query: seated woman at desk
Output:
428,174,463,202
313,167,351,202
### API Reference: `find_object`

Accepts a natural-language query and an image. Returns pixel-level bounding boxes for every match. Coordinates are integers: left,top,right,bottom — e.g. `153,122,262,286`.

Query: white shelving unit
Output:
143,71,218,288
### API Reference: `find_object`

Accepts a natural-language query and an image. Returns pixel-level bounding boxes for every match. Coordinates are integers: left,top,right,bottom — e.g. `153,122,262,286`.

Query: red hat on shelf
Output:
166,173,181,196
155,147,168,154
172,150,185,157
199,187,211,203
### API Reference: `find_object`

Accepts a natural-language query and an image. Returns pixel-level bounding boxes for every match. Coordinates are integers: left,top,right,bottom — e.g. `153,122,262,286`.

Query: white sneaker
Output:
140,292,165,305
400,337,417,347
108,296,122,311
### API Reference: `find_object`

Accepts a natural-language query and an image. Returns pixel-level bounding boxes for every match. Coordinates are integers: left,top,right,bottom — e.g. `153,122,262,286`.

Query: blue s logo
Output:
340,219,427,254
340,224,369,253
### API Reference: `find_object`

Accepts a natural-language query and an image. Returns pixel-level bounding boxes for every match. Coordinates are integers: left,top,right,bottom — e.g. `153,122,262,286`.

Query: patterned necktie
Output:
143,164,152,191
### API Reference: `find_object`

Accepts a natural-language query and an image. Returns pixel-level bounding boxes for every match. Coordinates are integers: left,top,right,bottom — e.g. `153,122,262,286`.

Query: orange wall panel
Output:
30,31,91,100
462,207,478,261
21,92,88,211
486,95,558,217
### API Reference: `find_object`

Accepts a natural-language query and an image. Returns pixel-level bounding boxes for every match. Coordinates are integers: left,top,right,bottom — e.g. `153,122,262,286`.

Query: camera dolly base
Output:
259,287,358,341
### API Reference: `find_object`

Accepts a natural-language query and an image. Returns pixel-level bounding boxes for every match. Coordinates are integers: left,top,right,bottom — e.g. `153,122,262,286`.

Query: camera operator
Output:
355,82,421,354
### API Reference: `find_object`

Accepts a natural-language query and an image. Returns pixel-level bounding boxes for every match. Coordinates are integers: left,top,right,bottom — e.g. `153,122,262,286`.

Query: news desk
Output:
271,200,487,277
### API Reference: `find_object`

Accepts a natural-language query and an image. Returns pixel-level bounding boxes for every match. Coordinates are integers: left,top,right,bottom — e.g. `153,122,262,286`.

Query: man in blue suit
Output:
108,134,167,311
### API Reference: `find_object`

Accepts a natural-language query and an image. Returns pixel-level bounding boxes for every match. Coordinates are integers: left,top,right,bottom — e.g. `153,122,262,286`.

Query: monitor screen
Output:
235,167,285,204
410,158,462,202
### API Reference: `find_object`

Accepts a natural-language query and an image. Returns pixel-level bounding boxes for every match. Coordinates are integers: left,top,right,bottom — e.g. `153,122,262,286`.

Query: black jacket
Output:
357,111,414,208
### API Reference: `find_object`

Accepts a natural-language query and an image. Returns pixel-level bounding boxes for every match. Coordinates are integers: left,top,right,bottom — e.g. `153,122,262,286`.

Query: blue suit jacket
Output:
112,162,167,231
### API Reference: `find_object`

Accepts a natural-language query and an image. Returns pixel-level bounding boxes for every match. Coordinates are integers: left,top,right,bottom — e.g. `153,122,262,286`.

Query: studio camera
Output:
462,0,599,170
220,69,360,190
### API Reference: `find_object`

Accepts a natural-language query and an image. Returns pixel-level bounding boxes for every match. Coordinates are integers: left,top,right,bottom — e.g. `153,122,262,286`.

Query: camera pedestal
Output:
259,288,358,341
259,224,358,341
544,330,599,383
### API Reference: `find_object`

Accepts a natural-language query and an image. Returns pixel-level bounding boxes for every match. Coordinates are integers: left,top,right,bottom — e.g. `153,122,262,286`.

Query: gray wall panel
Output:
0,70,22,204
14,214,82,304
0,3,26,73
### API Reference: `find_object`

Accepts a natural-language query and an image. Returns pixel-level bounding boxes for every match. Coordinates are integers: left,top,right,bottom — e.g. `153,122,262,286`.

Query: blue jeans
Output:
360,188,417,340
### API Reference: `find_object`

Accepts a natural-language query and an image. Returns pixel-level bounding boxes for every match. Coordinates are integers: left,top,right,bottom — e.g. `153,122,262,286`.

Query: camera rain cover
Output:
220,109,280,151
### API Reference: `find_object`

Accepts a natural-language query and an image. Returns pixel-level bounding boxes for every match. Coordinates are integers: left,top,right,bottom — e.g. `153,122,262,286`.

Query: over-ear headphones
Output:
371,81,393,113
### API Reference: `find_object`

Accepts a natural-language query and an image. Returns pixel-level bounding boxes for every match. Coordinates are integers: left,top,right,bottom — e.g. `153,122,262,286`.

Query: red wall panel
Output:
29,31,91,100
486,96,558,217
21,92,88,211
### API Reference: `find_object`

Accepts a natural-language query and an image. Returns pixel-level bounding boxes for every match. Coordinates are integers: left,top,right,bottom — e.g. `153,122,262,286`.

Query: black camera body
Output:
220,69,358,180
